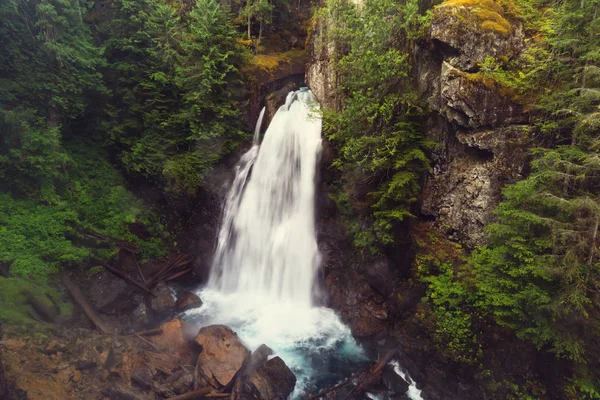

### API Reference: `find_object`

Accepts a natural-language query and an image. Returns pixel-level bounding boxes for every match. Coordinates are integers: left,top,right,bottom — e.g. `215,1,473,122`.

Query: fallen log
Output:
100,262,156,297
61,274,111,334
134,255,147,284
167,387,213,400
164,268,193,282
147,254,192,287
135,328,163,337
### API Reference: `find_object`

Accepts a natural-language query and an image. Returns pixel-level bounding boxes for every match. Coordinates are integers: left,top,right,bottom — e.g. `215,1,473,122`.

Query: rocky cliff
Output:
306,0,540,397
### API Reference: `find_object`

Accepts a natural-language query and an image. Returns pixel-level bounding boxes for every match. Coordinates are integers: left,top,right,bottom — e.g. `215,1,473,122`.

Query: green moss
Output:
0,276,71,327
245,49,307,73
481,20,511,36
438,0,514,37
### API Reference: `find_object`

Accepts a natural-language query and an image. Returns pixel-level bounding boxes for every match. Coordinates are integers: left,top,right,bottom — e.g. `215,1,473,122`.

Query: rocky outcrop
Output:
439,62,525,128
306,14,340,110
194,325,251,388
418,0,530,246
325,270,389,337
430,0,525,71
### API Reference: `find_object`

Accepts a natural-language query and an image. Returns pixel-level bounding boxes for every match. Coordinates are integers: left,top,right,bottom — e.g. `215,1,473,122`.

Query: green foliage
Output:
0,276,71,327
318,0,432,251
458,0,600,394
424,263,483,364
0,141,166,281
102,0,247,194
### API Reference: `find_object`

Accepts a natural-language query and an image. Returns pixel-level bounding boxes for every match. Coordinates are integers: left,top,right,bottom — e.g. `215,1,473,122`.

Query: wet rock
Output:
150,318,199,365
149,282,175,320
194,325,251,388
247,356,296,400
326,270,388,337
175,290,203,313
382,364,409,395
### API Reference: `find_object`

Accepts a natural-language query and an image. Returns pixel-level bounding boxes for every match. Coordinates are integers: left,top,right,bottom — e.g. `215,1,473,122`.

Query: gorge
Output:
1,0,599,398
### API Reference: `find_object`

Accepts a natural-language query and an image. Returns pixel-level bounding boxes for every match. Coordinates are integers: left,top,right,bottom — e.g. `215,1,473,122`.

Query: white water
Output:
208,90,322,305
187,89,365,395
185,89,422,398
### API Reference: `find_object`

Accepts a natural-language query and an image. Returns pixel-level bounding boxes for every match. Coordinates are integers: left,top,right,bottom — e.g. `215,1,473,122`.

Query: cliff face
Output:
308,0,531,248
418,0,530,247
305,1,538,397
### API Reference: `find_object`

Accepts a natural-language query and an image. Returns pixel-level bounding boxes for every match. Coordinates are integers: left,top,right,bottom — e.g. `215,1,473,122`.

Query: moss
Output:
245,49,307,73
0,276,71,328
438,0,514,37
481,20,511,36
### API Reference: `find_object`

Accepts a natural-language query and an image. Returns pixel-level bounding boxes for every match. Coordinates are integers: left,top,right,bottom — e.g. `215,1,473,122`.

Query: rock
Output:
194,325,251,388
430,0,525,71
74,360,97,371
131,368,153,391
247,356,297,400
306,15,341,110
103,383,149,400
421,125,528,246
440,62,525,129
325,270,388,337
0,353,6,399
150,318,199,365
149,282,175,320
175,290,203,313
382,364,409,395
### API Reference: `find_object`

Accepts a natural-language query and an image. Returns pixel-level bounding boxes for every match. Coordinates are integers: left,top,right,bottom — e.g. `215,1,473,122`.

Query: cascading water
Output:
208,89,321,305
185,89,422,399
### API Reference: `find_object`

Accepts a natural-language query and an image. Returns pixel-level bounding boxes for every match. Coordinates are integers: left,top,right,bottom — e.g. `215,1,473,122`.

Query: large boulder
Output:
194,325,251,388
175,290,203,313
149,282,176,320
150,318,199,365
246,356,297,400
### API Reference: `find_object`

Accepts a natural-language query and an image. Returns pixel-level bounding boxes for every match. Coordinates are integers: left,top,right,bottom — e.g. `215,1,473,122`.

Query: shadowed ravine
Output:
184,89,422,399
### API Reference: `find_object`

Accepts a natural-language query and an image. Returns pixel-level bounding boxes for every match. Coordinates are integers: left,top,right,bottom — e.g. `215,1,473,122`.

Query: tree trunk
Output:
588,216,599,265
248,15,251,40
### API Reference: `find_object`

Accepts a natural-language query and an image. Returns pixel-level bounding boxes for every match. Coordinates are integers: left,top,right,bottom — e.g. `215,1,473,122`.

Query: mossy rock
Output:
0,277,72,328
431,0,526,71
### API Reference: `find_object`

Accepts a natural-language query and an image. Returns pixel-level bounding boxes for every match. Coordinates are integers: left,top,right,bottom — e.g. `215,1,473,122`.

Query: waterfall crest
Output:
208,90,322,307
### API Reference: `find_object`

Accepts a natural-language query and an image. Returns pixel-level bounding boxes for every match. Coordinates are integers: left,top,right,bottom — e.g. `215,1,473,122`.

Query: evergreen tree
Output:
0,0,104,197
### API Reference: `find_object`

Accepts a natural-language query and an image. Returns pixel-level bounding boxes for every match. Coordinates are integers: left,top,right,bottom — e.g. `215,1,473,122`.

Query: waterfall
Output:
208,89,322,307
186,89,421,399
